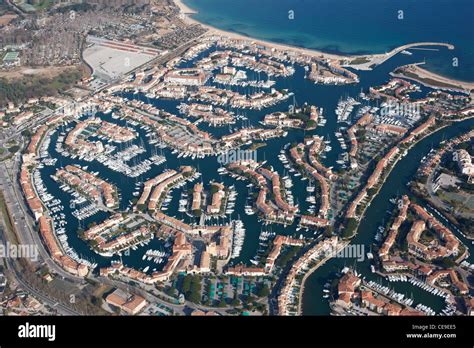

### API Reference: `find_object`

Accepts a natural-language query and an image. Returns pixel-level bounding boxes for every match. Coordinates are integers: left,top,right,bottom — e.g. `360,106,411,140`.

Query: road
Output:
0,33,233,316
0,158,85,282
0,213,80,315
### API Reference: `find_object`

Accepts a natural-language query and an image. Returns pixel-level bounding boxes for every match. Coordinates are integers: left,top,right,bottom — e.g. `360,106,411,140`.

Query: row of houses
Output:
54,165,118,208
289,143,331,220
278,237,339,315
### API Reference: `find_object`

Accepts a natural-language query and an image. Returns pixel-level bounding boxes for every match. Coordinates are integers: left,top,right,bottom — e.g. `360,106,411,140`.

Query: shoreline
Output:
174,0,471,82
171,0,474,315
174,0,343,60
391,64,474,95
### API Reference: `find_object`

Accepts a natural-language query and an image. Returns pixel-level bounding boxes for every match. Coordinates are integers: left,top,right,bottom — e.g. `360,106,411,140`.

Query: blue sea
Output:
184,0,474,82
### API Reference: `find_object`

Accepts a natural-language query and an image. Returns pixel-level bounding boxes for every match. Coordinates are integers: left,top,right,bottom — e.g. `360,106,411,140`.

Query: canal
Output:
302,117,474,315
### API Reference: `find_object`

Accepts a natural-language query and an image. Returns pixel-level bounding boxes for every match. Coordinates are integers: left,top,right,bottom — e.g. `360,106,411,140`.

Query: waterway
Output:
302,116,474,315
184,0,474,82
37,43,473,314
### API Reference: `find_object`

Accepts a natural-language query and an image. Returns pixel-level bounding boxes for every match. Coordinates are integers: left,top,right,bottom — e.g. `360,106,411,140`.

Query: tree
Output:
256,283,270,298
8,145,20,153
230,294,240,307
165,286,177,297
185,275,202,303
342,218,357,239
367,188,377,197
435,257,455,268
21,129,32,137
181,274,192,294
306,120,317,129
218,297,226,307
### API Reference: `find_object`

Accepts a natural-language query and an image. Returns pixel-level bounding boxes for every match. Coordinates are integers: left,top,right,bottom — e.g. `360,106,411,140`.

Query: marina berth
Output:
96,225,152,255
346,113,374,163
333,270,427,316
289,143,331,219
39,216,89,277
278,237,341,315
83,214,125,240
345,146,400,219
378,195,410,260
20,162,44,220
26,125,48,156
262,112,304,128
299,215,330,229
227,161,295,224
53,165,119,208
137,170,178,207
147,166,194,211
179,103,235,126
191,182,203,211
100,231,193,284
8,9,474,320
265,235,304,273
427,270,469,295
206,182,225,215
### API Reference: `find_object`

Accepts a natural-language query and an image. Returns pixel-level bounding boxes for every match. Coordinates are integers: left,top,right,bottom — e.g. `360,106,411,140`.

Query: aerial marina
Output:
13,32,472,318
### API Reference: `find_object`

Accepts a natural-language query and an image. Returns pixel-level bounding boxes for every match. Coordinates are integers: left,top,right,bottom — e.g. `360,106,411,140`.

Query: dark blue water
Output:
184,0,474,81
302,116,474,315
39,42,473,314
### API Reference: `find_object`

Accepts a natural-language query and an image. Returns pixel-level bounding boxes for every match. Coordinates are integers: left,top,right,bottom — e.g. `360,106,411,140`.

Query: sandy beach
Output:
174,0,197,14
173,0,347,61
392,64,474,93
173,0,462,75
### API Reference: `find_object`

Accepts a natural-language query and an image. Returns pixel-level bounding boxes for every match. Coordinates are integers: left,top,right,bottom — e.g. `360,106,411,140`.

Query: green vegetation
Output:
275,246,300,269
306,120,317,129
230,291,240,306
181,274,202,303
350,57,370,65
218,296,226,307
33,0,54,11
7,145,20,153
367,187,377,197
0,68,82,107
434,257,456,268
21,129,32,137
341,218,358,239
210,185,220,195
256,283,270,298
0,191,16,240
